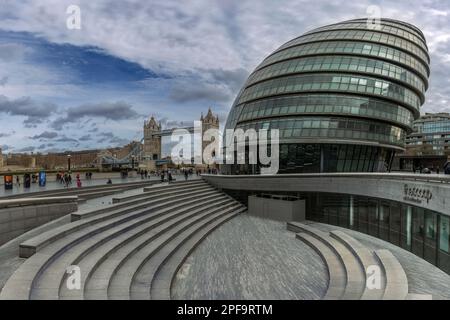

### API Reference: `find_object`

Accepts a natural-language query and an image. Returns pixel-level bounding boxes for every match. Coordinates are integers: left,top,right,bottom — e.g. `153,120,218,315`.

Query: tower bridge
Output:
100,108,219,169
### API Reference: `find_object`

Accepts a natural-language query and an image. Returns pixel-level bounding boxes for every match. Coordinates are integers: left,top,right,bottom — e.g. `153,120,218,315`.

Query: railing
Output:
201,172,450,185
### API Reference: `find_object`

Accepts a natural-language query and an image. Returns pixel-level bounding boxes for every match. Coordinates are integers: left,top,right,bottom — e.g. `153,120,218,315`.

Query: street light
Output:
67,154,71,172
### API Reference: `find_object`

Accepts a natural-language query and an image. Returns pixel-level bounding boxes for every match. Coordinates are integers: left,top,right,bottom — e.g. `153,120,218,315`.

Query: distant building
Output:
5,153,36,168
395,113,450,171
35,150,101,170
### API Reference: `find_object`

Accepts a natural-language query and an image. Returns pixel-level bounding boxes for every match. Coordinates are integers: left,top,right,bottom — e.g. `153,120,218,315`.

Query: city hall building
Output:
212,19,450,275
223,18,429,175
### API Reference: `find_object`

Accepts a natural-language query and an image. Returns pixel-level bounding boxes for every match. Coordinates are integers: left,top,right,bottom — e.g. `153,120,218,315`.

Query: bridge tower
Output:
201,107,220,165
143,116,161,169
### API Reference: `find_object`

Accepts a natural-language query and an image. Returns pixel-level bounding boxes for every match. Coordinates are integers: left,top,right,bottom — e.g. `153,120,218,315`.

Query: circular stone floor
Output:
171,215,328,300
172,215,450,300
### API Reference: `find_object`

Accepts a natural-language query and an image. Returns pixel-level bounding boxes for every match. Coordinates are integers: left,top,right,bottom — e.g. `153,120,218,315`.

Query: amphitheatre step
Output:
142,180,204,192
113,205,245,300
329,230,385,300
0,189,223,299
72,184,214,221
112,183,211,204
58,196,234,299
374,249,409,300
85,203,242,300
35,194,231,300
406,293,433,300
18,186,215,258
149,208,246,300
287,222,365,300
294,233,346,300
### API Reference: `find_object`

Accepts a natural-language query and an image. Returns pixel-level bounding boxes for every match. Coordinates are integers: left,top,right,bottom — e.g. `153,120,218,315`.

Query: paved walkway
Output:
0,174,200,198
172,215,328,300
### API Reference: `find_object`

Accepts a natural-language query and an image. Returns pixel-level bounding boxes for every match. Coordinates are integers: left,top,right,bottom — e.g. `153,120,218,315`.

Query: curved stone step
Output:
72,184,214,221
329,230,385,300
108,205,245,300
288,222,365,300
295,233,346,300
142,180,204,193
31,193,228,300
149,209,246,300
19,186,215,258
0,189,221,299
374,249,409,300
58,196,234,299
112,181,207,203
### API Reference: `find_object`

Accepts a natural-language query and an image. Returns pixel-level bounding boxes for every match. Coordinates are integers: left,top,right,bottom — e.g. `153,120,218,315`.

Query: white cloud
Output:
1,0,450,149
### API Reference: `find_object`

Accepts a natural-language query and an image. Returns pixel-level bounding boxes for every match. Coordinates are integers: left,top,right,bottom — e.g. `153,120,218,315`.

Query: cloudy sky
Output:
0,0,449,154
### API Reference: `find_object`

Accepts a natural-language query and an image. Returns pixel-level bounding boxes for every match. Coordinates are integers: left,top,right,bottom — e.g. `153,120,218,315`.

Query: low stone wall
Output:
248,195,305,222
0,197,78,246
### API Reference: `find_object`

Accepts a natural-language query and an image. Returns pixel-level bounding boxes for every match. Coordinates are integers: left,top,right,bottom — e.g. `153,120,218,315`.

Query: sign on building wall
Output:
403,184,433,205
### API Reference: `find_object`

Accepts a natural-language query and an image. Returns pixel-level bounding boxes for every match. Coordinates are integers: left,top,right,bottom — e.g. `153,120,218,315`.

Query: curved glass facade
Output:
257,41,430,81
223,18,430,174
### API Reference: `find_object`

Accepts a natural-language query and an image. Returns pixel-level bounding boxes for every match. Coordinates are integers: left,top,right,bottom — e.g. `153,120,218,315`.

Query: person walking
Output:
161,171,165,183
184,170,188,181
168,171,173,183
76,176,82,188
15,175,20,188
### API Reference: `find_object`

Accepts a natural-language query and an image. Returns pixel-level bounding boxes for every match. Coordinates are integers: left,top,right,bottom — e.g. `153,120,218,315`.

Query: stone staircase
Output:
0,180,246,300
287,222,432,300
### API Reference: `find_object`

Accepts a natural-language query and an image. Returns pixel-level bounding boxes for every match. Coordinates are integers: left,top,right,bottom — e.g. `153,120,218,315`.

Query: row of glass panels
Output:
236,94,414,127
304,22,428,51
239,73,421,111
235,117,406,146
278,29,429,65
259,40,429,81
346,19,426,42
246,55,425,94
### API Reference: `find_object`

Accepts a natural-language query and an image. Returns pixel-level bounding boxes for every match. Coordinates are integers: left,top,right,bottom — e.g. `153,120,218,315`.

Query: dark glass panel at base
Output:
224,143,395,174
438,215,450,273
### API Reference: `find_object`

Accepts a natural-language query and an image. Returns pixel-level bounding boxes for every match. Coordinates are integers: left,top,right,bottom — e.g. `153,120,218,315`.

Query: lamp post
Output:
131,155,135,170
67,154,71,172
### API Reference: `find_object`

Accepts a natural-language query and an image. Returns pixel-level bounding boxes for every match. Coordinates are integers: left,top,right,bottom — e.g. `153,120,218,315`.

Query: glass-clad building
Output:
223,18,430,174
405,113,450,155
